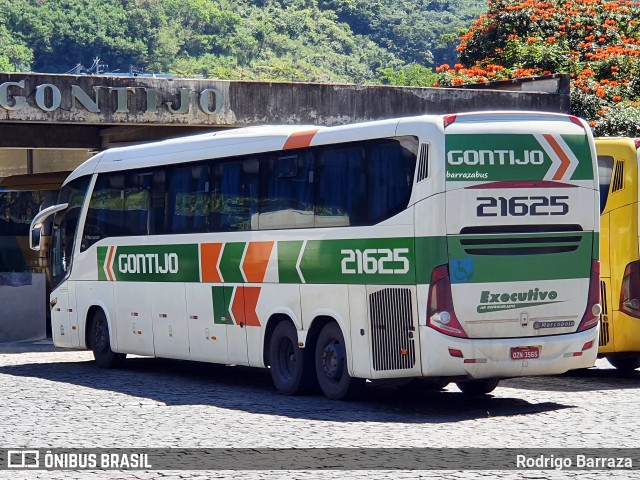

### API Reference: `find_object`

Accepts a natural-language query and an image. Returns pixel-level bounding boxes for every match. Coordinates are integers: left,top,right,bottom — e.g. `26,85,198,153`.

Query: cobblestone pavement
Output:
0,341,639,480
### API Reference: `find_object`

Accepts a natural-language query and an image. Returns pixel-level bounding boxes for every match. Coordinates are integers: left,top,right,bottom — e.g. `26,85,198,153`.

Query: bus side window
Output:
209,158,258,232
258,150,314,229
315,145,366,227
598,155,614,213
366,137,418,224
166,163,210,234
123,171,153,236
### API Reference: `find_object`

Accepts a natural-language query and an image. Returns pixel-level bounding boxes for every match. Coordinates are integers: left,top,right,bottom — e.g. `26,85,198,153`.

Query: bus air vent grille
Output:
416,143,429,182
612,160,624,192
369,288,416,371
460,235,581,256
599,280,610,346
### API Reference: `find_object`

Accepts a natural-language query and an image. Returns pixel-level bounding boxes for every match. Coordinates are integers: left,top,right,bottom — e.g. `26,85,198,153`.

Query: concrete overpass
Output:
0,72,569,159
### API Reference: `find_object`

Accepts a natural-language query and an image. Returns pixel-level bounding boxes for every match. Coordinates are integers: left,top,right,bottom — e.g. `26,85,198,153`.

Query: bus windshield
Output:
50,176,91,289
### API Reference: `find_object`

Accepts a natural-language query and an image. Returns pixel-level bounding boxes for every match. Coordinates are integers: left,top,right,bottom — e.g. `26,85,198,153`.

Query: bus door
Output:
50,283,78,347
48,188,89,348
218,284,249,365
152,282,189,360
186,283,230,364
114,281,155,357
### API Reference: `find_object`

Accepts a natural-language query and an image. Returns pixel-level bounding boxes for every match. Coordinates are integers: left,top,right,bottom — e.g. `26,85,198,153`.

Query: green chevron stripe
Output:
219,242,246,283
212,286,234,325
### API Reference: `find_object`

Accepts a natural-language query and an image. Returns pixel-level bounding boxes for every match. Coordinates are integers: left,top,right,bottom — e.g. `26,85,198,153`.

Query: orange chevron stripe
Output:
243,287,261,327
283,129,319,150
200,243,223,283
106,246,116,281
231,286,245,326
243,241,274,283
543,134,571,180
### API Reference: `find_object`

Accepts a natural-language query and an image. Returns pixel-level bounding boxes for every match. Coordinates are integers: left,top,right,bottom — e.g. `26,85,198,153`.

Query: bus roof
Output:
64,112,585,185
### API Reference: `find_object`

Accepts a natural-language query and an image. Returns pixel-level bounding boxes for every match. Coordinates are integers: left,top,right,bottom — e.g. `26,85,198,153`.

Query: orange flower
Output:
613,96,622,102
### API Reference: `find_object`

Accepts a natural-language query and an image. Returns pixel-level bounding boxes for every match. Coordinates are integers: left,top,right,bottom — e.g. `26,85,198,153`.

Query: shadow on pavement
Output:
0,353,571,423
499,364,640,393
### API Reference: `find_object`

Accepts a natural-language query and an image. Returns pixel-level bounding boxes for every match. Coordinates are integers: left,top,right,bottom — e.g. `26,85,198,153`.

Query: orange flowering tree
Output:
435,0,640,136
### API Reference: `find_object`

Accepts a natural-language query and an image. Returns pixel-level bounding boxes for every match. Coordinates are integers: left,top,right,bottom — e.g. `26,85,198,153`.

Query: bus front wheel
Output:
456,378,500,395
608,355,640,372
269,321,315,395
90,310,125,369
315,322,363,400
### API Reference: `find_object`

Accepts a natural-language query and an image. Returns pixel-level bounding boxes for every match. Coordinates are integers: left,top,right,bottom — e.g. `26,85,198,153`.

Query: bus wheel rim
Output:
321,341,343,381
278,338,296,378
94,321,108,353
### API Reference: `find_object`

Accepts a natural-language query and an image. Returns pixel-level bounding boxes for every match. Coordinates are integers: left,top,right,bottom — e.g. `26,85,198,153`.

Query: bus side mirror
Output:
29,202,69,251
30,224,42,251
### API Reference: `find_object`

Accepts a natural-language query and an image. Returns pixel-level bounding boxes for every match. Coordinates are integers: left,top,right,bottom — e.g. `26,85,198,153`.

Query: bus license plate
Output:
510,346,540,360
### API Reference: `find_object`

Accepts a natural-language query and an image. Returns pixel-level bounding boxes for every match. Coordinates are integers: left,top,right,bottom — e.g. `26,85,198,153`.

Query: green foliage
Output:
378,64,438,87
0,0,485,85
592,102,640,137
436,0,640,136
0,25,32,71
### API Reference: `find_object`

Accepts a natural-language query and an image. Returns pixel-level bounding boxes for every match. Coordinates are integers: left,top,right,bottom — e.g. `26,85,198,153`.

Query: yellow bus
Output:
597,137,640,371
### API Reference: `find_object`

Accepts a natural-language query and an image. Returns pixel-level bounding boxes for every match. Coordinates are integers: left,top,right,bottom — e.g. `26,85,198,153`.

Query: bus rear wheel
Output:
456,378,500,395
90,310,125,369
608,355,640,372
269,321,315,395
315,322,363,400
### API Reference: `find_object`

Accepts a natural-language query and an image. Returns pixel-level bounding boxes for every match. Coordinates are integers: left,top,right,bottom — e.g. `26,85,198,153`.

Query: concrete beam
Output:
0,73,569,127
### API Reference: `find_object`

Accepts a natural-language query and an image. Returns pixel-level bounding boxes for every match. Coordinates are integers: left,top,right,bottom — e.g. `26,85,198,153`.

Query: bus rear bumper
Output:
420,325,599,379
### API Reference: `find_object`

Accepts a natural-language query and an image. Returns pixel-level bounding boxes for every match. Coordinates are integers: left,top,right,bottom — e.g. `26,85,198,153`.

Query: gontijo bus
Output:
30,112,601,399
596,137,640,371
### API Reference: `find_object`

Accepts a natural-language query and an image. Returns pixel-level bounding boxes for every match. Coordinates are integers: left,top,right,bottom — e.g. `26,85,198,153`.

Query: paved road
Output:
0,341,639,479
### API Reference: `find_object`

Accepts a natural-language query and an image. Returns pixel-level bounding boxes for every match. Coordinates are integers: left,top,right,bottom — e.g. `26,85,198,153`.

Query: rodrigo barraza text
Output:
516,454,632,470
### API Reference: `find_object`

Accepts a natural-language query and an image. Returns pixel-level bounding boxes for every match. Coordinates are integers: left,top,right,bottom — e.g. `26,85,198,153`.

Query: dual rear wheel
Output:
269,321,362,400
269,319,501,399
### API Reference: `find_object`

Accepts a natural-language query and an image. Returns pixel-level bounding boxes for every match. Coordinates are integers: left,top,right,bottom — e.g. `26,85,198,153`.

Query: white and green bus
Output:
31,112,601,399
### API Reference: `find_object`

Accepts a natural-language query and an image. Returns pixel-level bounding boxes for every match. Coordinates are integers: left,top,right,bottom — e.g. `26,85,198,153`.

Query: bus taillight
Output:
620,260,640,319
443,115,457,128
577,260,602,332
427,265,468,338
